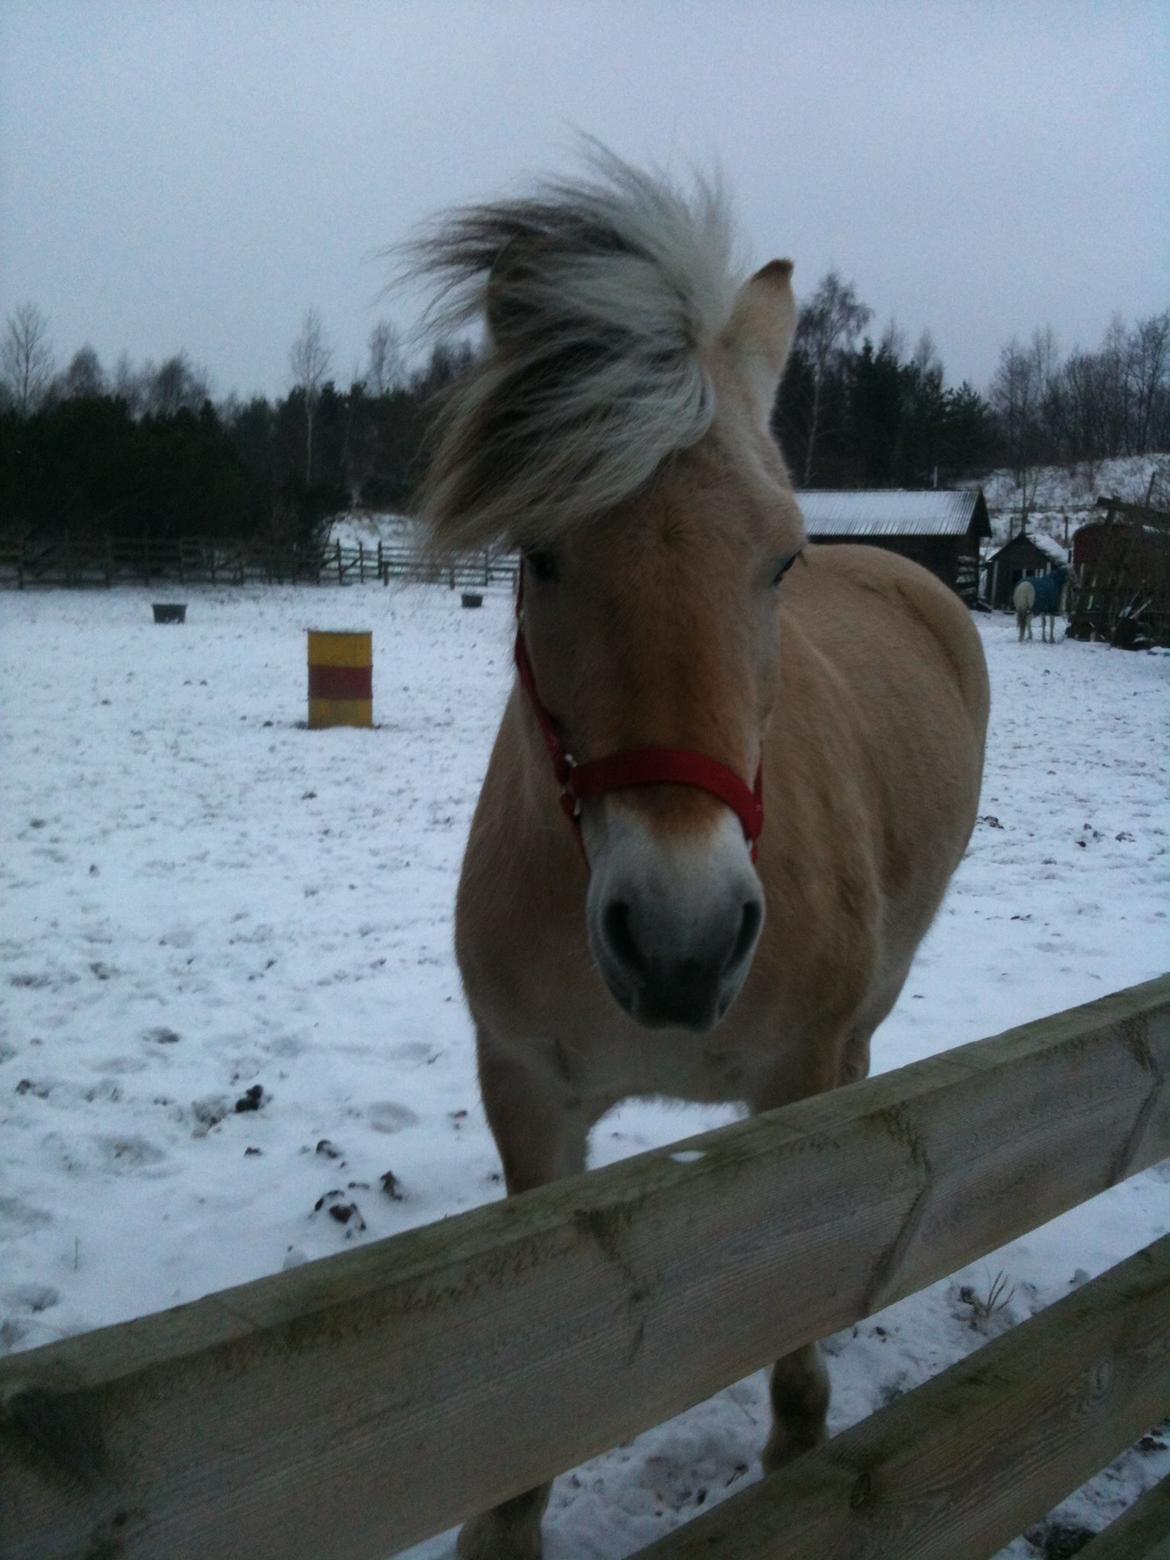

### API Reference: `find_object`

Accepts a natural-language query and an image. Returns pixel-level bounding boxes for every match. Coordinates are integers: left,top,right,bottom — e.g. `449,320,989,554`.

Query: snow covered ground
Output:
1,581,1167,1558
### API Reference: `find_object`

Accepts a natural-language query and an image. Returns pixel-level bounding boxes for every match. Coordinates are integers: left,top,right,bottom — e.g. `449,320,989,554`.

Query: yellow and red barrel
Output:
307,630,372,728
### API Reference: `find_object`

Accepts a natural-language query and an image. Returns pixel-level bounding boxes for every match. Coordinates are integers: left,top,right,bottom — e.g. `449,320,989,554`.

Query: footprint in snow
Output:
0,1197,53,1236
385,1039,435,1065
6,1283,59,1313
366,1101,420,1134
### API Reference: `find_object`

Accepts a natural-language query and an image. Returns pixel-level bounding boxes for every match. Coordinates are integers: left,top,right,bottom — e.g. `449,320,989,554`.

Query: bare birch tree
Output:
290,308,333,482
794,271,872,484
990,330,1059,527
144,352,211,416
60,345,106,400
366,319,404,396
2,302,55,413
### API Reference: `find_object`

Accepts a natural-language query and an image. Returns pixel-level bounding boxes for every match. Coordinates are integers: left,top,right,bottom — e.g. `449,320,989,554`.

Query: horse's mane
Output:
400,145,743,556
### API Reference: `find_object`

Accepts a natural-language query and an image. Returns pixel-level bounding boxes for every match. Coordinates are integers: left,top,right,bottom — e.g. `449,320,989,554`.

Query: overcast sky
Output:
2,0,1167,402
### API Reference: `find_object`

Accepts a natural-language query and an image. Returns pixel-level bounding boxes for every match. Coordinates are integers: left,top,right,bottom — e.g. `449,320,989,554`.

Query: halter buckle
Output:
559,755,581,817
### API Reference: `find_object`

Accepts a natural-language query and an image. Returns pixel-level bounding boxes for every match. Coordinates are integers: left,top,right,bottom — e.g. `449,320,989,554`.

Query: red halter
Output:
513,570,764,862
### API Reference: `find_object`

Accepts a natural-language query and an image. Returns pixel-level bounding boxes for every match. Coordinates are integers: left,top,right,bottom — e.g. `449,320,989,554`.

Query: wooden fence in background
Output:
1,975,1168,1560
0,532,518,592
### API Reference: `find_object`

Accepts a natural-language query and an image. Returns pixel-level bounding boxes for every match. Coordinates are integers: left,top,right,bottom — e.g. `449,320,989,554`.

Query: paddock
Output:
1,588,1167,1555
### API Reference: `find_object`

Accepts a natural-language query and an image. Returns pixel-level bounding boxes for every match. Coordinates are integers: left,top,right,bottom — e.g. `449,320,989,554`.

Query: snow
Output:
981,453,1169,555
329,510,420,550
1,581,1168,1558
981,455,1167,520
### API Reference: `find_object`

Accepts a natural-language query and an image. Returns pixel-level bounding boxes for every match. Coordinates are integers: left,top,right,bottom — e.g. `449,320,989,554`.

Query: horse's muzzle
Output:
584,809,765,1032
598,895,763,1030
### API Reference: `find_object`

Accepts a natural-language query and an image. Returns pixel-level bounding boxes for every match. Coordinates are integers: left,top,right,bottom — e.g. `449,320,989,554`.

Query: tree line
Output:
0,306,470,550
1,282,1167,549
773,272,1170,493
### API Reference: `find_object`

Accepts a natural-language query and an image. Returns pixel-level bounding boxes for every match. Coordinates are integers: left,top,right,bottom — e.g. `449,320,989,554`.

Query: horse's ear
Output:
723,260,797,430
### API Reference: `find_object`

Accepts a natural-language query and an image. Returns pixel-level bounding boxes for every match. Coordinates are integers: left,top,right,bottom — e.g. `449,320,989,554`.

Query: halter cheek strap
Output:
513,576,764,862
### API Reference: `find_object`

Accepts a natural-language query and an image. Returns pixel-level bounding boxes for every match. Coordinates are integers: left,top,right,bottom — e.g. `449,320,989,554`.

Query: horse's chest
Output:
572,1021,757,1107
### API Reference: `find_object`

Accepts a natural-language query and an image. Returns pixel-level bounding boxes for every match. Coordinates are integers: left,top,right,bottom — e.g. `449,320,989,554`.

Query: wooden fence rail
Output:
634,1235,1170,1560
0,533,519,592
1076,1472,1170,1559
1,975,1167,1560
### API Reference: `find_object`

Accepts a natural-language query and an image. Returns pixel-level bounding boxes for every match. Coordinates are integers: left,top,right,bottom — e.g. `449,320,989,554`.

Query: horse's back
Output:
787,544,989,742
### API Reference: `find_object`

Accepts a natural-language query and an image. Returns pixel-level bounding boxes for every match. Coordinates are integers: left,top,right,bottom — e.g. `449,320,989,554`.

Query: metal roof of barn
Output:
796,489,988,538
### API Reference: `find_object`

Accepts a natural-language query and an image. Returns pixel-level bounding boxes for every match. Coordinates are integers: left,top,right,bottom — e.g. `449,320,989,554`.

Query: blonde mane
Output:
402,147,744,555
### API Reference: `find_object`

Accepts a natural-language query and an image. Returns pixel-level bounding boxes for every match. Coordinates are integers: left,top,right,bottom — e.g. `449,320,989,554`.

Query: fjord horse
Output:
407,152,989,1559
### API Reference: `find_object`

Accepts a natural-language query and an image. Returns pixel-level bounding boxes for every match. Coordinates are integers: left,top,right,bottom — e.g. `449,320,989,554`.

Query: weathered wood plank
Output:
631,1236,1170,1560
1,977,1167,1560
1075,1473,1170,1560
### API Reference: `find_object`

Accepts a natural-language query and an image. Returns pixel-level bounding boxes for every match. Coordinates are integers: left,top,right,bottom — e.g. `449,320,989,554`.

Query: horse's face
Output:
520,427,805,1032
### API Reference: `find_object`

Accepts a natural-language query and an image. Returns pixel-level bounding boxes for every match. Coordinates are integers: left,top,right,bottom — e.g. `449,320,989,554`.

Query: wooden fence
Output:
1,975,1167,1560
0,532,518,592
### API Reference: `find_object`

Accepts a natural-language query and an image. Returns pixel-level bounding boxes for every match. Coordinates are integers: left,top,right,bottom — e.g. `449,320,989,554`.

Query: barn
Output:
1071,496,1170,646
796,488,991,601
982,529,1069,612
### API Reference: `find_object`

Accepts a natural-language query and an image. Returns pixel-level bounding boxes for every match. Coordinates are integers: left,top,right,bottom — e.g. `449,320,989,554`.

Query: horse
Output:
405,150,990,1560
1013,565,1069,643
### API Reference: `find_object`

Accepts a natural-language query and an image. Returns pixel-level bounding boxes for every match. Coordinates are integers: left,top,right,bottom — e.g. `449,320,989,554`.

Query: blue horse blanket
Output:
1029,567,1067,614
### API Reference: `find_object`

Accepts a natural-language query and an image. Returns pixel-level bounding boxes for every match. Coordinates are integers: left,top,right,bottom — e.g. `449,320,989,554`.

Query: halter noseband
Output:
513,570,764,862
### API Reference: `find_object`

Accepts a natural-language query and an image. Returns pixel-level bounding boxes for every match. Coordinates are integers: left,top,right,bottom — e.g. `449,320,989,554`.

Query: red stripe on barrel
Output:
308,664,373,700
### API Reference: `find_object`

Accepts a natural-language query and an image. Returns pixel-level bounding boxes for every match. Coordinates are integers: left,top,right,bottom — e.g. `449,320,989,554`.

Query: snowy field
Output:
2,580,1168,1558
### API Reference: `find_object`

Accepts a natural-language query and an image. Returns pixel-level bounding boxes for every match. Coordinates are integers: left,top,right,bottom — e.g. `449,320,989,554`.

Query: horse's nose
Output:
598,892,763,1031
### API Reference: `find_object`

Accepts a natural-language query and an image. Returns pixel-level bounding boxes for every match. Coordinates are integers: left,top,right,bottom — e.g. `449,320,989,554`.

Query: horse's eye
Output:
772,551,800,587
524,549,559,584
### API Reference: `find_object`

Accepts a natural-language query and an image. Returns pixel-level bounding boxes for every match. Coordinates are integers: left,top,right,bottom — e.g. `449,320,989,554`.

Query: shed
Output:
796,489,991,601
982,531,1068,611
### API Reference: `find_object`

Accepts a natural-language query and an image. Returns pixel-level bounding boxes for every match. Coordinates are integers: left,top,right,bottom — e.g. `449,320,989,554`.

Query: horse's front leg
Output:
748,1035,858,1472
762,1342,831,1471
457,1029,594,1560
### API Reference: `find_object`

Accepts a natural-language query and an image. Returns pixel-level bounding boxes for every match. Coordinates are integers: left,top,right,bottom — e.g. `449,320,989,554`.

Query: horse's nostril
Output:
727,899,763,973
603,900,645,976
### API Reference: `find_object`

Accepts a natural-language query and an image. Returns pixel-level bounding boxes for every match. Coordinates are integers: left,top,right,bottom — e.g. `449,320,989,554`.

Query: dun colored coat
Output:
406,149,989,1559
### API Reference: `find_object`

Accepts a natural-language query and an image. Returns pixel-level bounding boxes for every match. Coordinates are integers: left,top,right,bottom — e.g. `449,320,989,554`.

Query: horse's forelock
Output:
401,148,743,556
